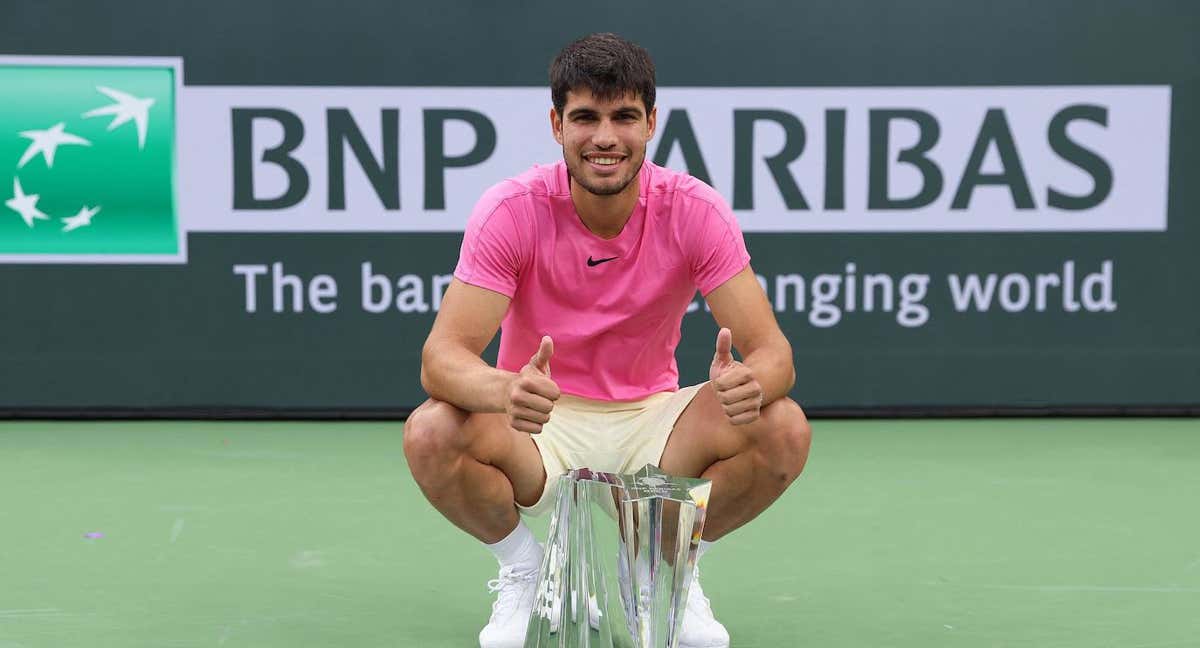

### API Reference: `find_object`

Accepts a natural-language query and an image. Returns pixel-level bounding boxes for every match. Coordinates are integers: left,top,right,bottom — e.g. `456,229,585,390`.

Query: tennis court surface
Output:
1,418,1197,647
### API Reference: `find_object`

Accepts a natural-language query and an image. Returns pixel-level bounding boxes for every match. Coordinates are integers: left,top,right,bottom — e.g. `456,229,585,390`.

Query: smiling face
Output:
551,88,657,197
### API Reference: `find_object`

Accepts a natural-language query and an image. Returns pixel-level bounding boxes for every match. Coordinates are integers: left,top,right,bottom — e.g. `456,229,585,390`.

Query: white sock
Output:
485,520,541,569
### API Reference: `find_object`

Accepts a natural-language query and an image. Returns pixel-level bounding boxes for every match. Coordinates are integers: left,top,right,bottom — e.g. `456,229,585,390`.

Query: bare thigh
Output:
658,384,806,478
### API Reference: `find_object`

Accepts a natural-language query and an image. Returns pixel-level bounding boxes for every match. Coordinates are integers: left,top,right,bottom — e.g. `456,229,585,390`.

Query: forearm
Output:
420,340,516,413
742,342,796,405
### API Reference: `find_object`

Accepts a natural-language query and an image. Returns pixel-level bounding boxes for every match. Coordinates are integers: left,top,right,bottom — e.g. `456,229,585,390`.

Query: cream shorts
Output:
519,383,707,517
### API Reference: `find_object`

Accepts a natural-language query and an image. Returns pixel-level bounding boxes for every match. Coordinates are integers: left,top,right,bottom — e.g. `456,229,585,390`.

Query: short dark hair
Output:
550,33,656,116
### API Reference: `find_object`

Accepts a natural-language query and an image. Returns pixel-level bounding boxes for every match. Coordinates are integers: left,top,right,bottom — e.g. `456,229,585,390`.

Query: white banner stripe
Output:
176,85,1170,233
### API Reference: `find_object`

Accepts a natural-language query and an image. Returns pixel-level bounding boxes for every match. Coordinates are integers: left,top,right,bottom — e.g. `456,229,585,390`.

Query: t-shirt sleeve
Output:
453,197,525,298
689,198,751,296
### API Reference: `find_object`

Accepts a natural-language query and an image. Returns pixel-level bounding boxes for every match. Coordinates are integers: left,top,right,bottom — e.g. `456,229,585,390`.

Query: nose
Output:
592,118,618,149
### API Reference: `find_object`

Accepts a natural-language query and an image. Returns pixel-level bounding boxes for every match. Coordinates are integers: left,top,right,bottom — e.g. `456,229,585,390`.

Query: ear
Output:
645,106,657,142
550,106,564,145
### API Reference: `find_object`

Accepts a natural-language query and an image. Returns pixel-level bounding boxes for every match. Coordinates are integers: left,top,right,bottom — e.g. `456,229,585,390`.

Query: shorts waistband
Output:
556,390,677,413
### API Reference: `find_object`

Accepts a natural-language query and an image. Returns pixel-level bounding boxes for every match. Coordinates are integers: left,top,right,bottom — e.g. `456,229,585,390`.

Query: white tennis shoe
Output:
479,559,601,648
479,563,540,648
616,558,730,648
678,566,730,648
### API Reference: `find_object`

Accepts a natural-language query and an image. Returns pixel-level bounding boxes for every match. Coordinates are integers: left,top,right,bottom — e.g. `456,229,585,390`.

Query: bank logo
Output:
0,58,183,263
637,476,668,489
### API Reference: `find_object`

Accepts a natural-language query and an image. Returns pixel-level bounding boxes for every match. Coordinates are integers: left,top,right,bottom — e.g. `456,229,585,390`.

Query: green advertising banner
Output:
1,0,1196,415
0,64,180,260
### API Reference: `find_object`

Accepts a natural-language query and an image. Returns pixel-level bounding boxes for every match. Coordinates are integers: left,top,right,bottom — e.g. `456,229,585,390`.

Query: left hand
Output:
708,327,763,425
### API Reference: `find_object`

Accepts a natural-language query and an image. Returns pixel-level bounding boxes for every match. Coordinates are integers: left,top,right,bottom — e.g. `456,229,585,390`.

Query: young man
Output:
403,33,812,648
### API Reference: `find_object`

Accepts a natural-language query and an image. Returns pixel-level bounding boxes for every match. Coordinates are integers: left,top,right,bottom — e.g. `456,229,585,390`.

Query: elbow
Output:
419,341,438,398
419,365,434,398
781,338,796,393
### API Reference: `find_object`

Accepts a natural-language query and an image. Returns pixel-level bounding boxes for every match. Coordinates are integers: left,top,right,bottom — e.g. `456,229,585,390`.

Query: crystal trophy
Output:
524,464,711,648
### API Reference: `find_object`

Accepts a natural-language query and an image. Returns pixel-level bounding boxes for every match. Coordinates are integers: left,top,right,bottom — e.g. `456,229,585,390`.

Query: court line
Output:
0,609,73,621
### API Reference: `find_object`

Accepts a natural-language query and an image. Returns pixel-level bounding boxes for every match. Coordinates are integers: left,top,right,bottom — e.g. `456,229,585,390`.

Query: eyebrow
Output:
566,105,644,120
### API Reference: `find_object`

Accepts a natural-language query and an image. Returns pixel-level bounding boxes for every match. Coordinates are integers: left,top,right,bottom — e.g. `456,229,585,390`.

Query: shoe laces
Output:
486,564,538,621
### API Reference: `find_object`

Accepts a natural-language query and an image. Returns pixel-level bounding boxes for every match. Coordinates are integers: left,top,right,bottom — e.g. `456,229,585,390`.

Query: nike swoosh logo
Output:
587,256,619,267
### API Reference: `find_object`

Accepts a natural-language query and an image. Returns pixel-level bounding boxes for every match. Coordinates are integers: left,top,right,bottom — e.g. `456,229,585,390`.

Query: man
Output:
403,33,812,648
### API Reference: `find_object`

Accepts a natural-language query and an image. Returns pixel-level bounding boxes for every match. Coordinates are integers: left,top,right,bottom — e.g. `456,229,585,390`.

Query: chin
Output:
578,178,627,196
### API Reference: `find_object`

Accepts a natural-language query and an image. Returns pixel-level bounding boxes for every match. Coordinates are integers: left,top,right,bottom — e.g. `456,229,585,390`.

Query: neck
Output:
570,173,641,240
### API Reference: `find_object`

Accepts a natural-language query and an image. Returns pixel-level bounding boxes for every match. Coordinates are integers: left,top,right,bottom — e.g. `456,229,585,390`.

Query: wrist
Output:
491,368,522,413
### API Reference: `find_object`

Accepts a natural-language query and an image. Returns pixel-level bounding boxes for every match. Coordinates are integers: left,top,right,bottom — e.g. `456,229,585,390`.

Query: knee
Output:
758,399,812,483
402,400,466,472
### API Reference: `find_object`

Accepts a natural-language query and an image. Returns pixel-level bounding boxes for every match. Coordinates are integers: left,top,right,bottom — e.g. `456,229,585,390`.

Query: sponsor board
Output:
0,56,1174,266
0,56,183,263
190,86,1172,233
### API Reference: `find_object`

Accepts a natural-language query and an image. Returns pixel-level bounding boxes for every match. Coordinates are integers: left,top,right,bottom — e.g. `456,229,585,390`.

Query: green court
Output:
1,419,1197,647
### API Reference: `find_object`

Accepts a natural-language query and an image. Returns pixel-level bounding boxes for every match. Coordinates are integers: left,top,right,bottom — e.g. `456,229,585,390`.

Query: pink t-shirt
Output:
454,160,750,401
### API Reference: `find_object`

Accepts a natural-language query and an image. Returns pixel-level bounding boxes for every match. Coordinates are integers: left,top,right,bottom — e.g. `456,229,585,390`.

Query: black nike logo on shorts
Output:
587,256,619,267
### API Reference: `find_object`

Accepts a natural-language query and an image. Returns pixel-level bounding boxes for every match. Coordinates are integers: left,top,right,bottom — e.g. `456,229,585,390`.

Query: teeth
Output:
589,157,620,165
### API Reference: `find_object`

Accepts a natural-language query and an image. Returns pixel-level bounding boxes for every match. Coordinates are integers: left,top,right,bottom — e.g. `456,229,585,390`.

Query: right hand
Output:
505,335,560,434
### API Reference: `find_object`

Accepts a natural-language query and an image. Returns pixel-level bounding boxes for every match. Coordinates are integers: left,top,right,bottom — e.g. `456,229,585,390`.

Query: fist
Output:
709,327,763,425
506,335,560,434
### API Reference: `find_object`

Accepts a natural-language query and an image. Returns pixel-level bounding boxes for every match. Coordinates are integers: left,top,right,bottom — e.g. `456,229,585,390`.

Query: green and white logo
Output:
0,58,182,262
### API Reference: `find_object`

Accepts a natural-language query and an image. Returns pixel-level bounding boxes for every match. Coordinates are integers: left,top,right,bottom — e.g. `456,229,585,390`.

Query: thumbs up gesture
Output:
506,335,560,434
709,328,763,425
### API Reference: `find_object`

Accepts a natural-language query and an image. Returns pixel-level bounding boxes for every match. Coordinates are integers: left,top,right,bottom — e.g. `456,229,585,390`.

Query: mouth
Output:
582,152,626,174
